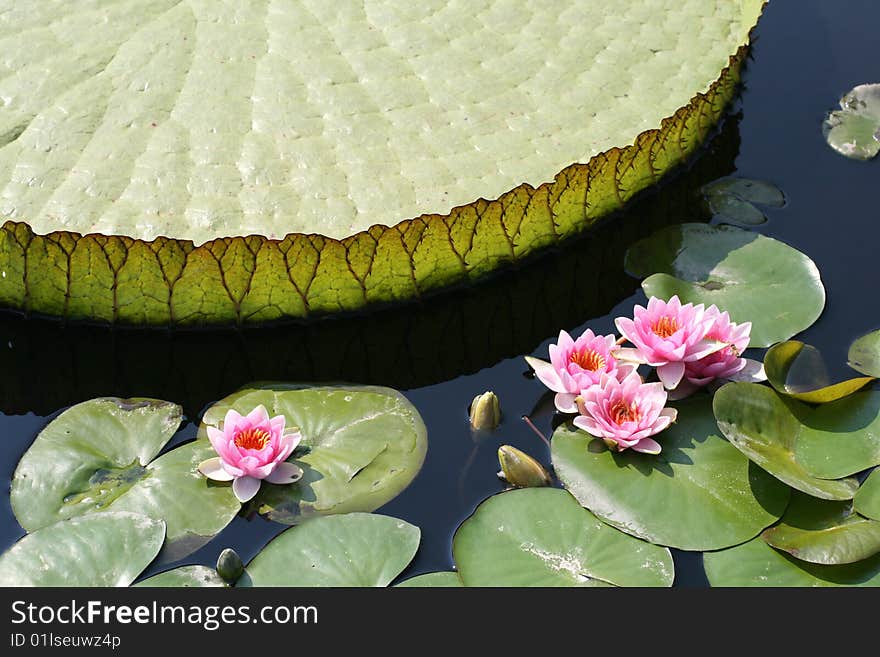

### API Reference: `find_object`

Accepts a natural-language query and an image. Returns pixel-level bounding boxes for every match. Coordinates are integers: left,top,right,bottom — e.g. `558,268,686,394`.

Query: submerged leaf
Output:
452,488,673,587
764,340,874,403
625,224,825,347
823,83,880,160
702,176,785,226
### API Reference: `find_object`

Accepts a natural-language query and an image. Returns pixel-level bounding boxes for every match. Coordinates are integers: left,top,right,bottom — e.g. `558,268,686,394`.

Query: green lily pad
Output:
241,513,420,587
624,223,825,348
764,341,873,403
199,384,427,524
762,492,880,565
855,469,880,521
0,512,164,587
452,488,673,587
395,572,463,588
551,396,789,551
713,383,859,500
792,392,880,479
11,397,240,559
848,329,880,378
702,176,785,226
135,565,228,587
822,83,880,160
704,537,880,587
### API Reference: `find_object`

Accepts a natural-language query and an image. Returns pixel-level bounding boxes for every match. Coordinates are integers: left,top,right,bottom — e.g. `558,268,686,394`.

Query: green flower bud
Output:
469,391,501,430
216,548,244,584
497,445,552,488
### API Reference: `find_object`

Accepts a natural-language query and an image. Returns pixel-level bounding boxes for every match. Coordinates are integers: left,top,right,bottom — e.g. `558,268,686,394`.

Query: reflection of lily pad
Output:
856,469,880,521
242,513,420,587
762,493,880,565
764,341,873,404
135,565,227,587
713,383,859,499
0,512,164,586
452,488,673,587
704,536,880,587
624,223,825,347
792,392,880,479
702,176,784,226
395,572,463,588
11,398,240,559
551,396,789,550
848,329,880,378
822,83,880,160
199,384,427,524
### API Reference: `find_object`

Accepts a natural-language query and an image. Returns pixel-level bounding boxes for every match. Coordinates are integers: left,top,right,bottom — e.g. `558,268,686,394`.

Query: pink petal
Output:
232,476,261,503
526,356,566,393
198,457,234,482
657,362,685,390
554,393,580,414
265,462,304,485
245,405,271,426
632,438,662,454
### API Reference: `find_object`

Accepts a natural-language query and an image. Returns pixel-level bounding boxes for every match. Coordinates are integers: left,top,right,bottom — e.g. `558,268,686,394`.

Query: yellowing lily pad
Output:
764,341,874,404
551,396,789,550
713,383,859,499
11,398,240,559
199,384,427,524
452,488,673,587
0,512,164,587
624,223,825,347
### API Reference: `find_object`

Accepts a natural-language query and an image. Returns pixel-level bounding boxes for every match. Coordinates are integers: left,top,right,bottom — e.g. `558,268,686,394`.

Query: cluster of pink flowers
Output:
527,295,763,454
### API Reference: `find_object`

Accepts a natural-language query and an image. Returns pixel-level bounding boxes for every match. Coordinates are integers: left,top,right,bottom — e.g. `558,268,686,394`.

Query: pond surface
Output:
0,0,877,587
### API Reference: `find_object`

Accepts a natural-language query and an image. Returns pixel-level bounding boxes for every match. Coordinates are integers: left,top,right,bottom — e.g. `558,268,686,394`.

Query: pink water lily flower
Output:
614,295,727,390
574,371,677,454
198,405,303,503
670,307,766,399
525,329,634,413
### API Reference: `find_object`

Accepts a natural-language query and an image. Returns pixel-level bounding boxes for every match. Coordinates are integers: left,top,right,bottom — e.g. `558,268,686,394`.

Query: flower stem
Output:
521,415,551,448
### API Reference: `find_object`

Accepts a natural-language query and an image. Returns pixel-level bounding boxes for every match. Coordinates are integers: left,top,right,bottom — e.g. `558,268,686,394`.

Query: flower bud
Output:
497,445,552,488
216,548,244,584
469,391,501,430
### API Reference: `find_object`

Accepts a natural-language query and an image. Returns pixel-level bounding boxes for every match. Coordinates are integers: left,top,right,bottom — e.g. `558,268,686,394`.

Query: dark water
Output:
0,0,877,586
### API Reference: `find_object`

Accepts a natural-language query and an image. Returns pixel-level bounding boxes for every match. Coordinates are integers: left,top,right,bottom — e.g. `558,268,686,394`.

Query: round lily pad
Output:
704,537,880,587
762,493,880,565
135,565,228,587
791,391,880,479
11,398,240,559
0,512,164,587
855,469,880,521
624,223,825,348
764,341,873,404
452,488,673,587
395,572,463,588
551,396,789,551
822,83,880,160
199,384,427,524
241,513,420,587
848,329,880,378
713,383,859,500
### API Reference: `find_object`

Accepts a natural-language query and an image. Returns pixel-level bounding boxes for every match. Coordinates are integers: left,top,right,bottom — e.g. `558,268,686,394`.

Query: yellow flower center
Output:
652,316,680,339
610,401,640,425
234,427,271,450
570,348,606,372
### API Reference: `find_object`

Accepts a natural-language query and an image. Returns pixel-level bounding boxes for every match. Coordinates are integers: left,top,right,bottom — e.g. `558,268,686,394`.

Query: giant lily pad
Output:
0,512,164,587
713,383,859,499
624,223,825,347
242,513,420,587
855,469,880,521
848,329,880,378
11,397,240,559
762,493,880,565
452,488,673,587
0,2,763,325
822,83,880,160
135,565,228,588
791,392,880,479
199,384,427,524
764,341,873,404
704,537,880,587
551,396,789,550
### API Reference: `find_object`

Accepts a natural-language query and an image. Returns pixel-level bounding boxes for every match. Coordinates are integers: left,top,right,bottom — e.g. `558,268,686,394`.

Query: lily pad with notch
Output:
199,384,427,524
11,398,240,560
701,176,785,226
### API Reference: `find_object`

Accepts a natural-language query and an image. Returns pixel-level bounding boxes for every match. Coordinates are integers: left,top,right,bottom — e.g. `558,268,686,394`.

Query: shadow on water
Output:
0,113,741,420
